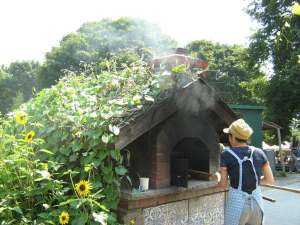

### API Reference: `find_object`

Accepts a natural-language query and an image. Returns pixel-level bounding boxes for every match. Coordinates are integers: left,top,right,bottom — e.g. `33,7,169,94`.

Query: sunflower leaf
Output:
59,198,78,206
38,149,54,155
71,213,88,225
115,166,127,176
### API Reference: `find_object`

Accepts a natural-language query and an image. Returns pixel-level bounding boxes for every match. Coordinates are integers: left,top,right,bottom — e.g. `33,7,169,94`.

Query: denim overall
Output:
224,147,264,225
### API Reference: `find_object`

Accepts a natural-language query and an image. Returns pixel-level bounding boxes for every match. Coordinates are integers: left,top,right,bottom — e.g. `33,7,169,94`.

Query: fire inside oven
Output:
171,137,210,187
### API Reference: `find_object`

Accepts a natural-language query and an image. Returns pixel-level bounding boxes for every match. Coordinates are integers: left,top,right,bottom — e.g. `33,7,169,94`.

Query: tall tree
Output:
186,40,266,104
37,17,177,89
247,0,300,137
0,61,39,114
7,61,40,100
0,69,14,114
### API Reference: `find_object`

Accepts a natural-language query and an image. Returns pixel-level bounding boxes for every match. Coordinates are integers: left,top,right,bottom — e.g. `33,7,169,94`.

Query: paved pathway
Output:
262,173,300,225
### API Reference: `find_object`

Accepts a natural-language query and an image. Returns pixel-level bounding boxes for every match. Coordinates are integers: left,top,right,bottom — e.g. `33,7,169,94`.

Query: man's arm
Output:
260,161,275,185
216,167,228,188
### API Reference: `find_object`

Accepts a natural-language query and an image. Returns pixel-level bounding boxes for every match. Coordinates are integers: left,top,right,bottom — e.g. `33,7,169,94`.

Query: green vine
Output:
0,55,197,224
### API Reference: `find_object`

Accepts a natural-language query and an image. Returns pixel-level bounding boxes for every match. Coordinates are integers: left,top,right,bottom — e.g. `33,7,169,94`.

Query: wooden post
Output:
262,184,300,194
277,127,285,173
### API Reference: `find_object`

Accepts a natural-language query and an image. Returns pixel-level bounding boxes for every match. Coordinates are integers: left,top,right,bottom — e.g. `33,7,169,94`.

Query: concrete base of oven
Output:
118,180,226,225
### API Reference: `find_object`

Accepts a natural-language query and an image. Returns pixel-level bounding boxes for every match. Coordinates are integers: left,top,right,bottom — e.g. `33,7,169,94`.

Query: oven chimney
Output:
175,47,188,55
151,48,209,77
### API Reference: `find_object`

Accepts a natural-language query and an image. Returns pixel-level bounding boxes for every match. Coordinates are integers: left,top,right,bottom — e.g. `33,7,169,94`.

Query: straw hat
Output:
223,119,253,140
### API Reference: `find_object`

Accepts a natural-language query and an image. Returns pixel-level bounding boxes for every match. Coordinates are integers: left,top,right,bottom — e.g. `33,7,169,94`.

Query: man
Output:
217,119,274,225
290,137,299,172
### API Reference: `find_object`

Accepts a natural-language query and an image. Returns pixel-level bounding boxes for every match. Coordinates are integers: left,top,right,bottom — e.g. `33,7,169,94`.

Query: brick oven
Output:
114,50,237,225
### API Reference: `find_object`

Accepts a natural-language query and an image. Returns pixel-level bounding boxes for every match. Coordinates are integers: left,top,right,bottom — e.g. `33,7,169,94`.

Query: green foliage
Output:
247,0,300,137
0,114,61,223
0,70,15,113
186,40,266,104
37,17,177,89
1,17,176,119
0,57,187,224
0,61,40,114
0,113,113,224
239,75,268,105
263,130,277,145
171,64,187,74
290,118,300,140
11,91,25,111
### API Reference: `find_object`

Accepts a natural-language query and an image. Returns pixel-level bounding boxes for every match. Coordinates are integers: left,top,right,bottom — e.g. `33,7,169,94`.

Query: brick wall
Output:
125,111,220,189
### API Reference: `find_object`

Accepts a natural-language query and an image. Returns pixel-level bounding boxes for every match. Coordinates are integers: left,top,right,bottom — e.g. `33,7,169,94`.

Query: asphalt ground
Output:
262,173,300,225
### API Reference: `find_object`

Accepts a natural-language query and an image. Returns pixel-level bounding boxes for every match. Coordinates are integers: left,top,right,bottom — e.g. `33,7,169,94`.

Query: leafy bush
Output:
1,112,117,224
0,56,196,224
0,113,67,224
0,61,157,224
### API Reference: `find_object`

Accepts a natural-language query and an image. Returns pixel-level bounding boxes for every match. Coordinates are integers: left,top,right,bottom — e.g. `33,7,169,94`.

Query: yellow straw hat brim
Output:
223,128,230,133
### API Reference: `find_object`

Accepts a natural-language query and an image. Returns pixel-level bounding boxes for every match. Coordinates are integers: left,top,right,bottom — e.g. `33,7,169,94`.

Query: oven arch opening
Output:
171,137,210,187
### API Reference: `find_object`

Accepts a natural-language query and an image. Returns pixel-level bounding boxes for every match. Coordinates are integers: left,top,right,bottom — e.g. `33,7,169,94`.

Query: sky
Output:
0,0,257,66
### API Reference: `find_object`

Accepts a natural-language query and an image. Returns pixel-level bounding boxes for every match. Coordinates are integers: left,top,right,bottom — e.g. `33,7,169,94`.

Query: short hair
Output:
229,133,248,143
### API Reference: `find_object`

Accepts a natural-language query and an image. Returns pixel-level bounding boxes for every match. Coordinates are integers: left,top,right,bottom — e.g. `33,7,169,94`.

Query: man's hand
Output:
217,167,228,188
219,143,225,153
210,172,221,182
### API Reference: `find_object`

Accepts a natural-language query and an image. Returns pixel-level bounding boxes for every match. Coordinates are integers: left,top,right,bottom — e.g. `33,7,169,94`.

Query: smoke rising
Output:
174,78,216,115
75,18,177,63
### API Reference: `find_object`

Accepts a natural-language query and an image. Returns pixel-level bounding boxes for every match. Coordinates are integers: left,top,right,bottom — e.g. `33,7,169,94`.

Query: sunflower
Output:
15,111,28,125
129,218,136,225
24,131,35,142
75,180,92,197
292,3,300,15
59,211,70,225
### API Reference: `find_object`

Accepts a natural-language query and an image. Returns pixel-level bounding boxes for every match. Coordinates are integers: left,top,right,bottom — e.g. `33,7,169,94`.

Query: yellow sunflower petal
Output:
59,211,70,225
24,131,35,142
292,3,300,16
15,111,28,125
75,180,92,197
